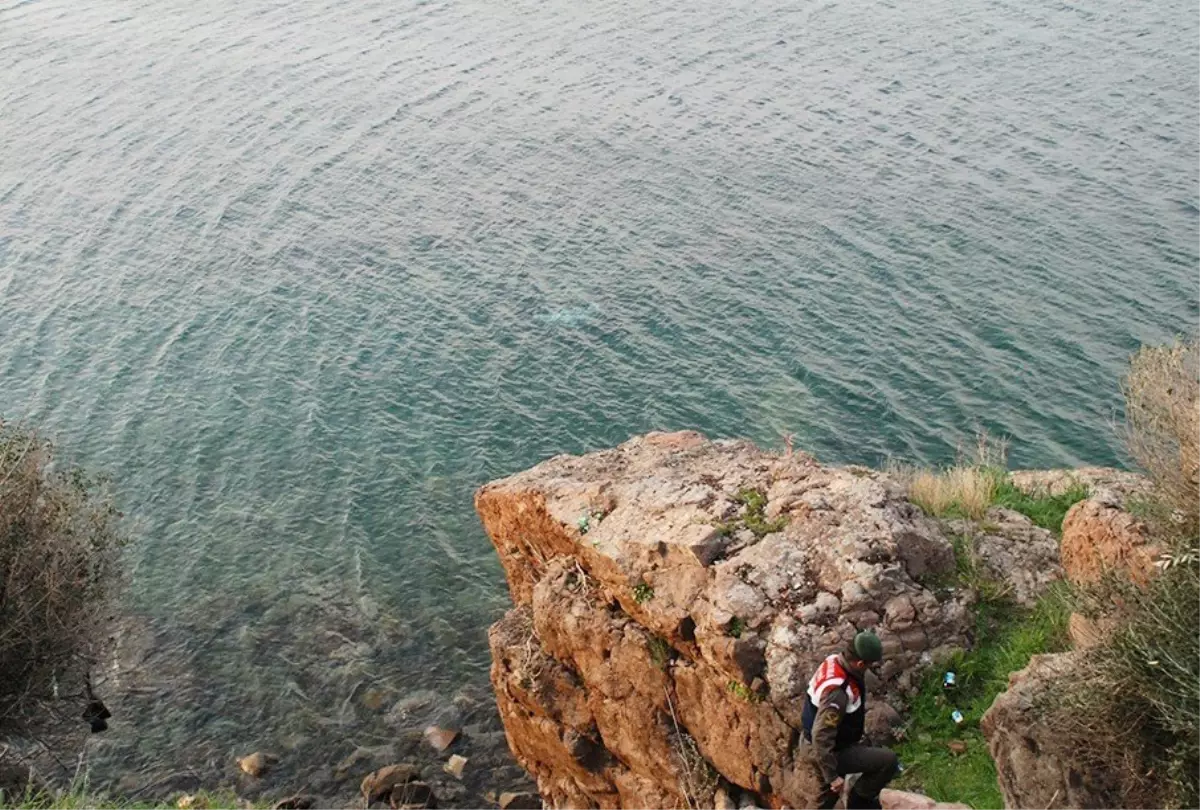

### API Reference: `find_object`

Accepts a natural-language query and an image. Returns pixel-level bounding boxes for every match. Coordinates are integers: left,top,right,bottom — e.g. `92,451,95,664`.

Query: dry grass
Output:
1122,338,1199,524
904,466,1003,520
0,421,126,721
891,433,1008,520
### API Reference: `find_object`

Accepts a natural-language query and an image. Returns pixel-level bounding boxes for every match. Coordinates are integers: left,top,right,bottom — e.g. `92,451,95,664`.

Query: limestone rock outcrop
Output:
947,507,1063,607
478,432,973,808
981,653,1122,809
1060,495,1159,586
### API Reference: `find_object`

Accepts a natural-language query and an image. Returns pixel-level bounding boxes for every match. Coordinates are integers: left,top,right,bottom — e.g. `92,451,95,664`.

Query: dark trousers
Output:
837,744,899,799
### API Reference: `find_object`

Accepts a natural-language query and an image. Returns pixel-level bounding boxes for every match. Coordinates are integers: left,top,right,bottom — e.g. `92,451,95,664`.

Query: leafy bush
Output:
1055,338,1200,808
0,421,125,720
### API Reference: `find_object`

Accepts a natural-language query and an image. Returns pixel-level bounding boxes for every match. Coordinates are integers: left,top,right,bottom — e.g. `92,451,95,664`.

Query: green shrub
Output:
632,583,654,604
1061,518,1200,808
727,680,762,703
0,421,125,721
647,635,672,670
731,487,787,538
1053,338,1200,809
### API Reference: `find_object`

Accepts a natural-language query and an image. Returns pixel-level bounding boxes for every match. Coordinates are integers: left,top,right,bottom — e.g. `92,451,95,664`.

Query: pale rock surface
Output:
947,507,1063,606
478,432,973,809
880,788,971,809
1009,468,1149,500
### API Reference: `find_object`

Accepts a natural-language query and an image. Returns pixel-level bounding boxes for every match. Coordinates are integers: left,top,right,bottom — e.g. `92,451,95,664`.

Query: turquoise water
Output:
1,0,1196,798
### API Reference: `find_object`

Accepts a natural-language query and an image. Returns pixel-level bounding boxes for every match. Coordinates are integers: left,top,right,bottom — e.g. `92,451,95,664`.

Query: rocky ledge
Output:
476,431,986,808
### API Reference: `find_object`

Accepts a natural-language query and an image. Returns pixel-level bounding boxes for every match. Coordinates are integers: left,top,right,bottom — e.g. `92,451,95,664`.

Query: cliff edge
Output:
475,431,976,809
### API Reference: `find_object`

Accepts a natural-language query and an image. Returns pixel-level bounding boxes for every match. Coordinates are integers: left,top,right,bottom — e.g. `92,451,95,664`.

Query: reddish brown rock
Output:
1061,497,1159,586
479,433,972,809
981,653,1123,809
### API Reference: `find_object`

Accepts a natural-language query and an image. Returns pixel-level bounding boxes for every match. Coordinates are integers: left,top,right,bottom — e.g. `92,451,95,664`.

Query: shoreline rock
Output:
477,432,975,808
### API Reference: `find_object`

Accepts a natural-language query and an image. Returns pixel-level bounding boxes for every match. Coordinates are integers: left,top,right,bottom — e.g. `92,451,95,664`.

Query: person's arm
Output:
810,686,849,786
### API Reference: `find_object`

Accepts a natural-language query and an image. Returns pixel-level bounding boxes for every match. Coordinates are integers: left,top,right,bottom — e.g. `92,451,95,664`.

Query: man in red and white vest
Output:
801,631,899,810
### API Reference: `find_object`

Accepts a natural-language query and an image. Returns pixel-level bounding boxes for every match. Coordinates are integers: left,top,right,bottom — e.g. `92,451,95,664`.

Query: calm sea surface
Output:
1,0,1197,797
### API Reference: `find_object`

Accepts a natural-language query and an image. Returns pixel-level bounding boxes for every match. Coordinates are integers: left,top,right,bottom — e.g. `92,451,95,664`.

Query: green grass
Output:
713,488,787,540
632,582,654,604
991,479,1089,534
893,588,1071,809
647,634,672,669
727,680,762,703
0,787,255,810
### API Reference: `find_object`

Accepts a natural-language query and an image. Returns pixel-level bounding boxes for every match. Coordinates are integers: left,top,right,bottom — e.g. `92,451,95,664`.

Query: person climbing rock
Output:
801,631,899,810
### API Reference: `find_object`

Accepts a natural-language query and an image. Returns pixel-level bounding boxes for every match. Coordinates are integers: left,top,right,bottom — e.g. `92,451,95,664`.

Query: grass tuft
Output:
726,680,762,703
647,634,672,670
0,786,258,809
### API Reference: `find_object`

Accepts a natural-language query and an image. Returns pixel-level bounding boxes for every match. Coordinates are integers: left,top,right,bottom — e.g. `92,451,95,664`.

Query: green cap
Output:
852,631,884,663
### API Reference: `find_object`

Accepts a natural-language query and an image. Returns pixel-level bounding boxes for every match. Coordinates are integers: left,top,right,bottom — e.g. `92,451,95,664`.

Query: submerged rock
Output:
497,791,542,809
423,725,460,753
237,751,274,778
361,763,420,804
443,754,468,779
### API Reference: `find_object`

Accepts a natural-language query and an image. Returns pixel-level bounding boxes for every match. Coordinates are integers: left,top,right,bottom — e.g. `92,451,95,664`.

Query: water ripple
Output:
0,0,1197,798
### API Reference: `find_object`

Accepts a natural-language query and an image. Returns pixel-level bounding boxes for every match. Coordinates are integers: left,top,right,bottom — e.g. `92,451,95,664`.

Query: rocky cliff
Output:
476,432,978,809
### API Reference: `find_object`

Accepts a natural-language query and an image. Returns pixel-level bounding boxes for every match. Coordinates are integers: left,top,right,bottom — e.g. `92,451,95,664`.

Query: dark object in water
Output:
83,671,111,733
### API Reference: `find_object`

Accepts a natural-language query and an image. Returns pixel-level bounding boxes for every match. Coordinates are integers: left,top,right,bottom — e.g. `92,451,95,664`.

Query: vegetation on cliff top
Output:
0,420,126,721
896,435,1087,533
1053,338,1199,809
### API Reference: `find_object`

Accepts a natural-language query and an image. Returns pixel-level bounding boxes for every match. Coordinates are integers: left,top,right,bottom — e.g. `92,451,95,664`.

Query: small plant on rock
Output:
727,680,762,703
727,616,745,638
647,634,672,670
633,583,654,604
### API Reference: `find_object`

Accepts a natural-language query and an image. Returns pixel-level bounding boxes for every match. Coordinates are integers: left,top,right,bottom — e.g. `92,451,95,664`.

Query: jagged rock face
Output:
947,507,1063,607
478,432,973,809
1061,496,1158,586
981,653,1123,809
